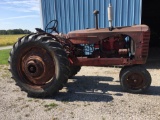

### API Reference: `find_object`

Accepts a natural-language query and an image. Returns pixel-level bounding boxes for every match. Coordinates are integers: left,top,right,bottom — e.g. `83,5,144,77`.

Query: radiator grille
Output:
142,32,150,58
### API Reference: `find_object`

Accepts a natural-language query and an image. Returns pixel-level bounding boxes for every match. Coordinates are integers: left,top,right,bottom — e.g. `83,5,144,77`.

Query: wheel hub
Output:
127,73,144,89
20,47,55,85
28,65,36,74
133,79,137,83
24,56,45,78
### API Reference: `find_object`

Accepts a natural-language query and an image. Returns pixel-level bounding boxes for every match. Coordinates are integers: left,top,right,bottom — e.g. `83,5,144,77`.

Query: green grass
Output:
44,103,58,111
0,49,11,65
0,34,26,46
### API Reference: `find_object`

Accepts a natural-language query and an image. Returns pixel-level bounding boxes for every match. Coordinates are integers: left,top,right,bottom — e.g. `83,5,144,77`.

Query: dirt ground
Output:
0,59,160,120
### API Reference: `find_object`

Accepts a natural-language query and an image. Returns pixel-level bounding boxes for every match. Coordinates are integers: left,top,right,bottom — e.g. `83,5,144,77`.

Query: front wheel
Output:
120,65,151,94
9,34,70,97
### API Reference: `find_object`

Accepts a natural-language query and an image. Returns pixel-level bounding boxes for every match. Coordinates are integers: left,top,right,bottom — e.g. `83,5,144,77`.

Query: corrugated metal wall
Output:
40,0,142,34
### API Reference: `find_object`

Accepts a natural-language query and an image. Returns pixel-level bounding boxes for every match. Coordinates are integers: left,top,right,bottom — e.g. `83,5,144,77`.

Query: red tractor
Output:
9,10,151,98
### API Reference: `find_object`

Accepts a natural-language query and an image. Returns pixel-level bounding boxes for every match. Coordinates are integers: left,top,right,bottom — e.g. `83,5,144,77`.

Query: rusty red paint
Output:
69,36,100,44
18,46,55,86
70,57,145,66
66,25,150,66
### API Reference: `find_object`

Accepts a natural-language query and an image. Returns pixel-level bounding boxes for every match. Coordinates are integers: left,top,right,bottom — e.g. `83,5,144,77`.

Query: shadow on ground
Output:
51,75,160,102
145,60,160,69
146,86,160,96
146,47,160,69
51,76,123,102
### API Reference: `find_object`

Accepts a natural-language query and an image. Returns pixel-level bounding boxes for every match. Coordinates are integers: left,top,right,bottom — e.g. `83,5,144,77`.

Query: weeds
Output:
28,99,33,102
21,104,29,109
44,103,58,111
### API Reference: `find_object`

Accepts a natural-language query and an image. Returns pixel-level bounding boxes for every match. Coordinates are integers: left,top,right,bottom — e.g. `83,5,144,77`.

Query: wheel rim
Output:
126,73,145,90
17,46,55,86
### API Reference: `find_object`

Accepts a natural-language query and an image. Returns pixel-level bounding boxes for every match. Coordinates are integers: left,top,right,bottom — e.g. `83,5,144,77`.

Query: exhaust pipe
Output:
108,3,113,31
93,10,99,29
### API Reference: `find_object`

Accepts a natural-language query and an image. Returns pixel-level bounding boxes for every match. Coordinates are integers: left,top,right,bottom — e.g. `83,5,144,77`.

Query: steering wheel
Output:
45,20,59,34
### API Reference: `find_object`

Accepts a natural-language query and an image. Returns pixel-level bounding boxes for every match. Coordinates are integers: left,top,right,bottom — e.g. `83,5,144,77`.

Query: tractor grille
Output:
142,32,150,58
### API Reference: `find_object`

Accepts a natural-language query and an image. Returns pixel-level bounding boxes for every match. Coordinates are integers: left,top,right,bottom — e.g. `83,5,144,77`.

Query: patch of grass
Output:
0,49,11,65
44,103,58,111
16,97,24,101
52,117,59,120
0,34,26,46
21,104,29,109
12,89,19,92
0,66,10,78
2,72,10,79
44,103,58,108
34,99,40,102
28,99,33,102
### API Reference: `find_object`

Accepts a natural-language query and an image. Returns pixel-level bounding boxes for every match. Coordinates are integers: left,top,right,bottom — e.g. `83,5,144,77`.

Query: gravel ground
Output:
0,61,160,120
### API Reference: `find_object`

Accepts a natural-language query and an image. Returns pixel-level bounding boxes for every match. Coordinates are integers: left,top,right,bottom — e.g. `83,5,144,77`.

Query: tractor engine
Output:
92,35,127,58
70,34,130,58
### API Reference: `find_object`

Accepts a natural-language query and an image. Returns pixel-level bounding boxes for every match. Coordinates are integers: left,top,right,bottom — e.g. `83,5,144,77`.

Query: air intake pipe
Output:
93,10,99,29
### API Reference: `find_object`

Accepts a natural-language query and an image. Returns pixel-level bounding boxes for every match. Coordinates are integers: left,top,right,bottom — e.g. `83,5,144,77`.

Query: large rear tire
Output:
69,66,81,79
120,65,151,94
9,34,70,97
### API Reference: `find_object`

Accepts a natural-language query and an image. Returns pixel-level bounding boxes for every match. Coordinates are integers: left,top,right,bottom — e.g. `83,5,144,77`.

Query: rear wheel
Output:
120,65,151,93
69,66,81,79
9,34,70,97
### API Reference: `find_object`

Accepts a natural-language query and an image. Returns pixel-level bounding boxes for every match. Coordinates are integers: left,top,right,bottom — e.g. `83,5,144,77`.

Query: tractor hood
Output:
67,25,150,40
